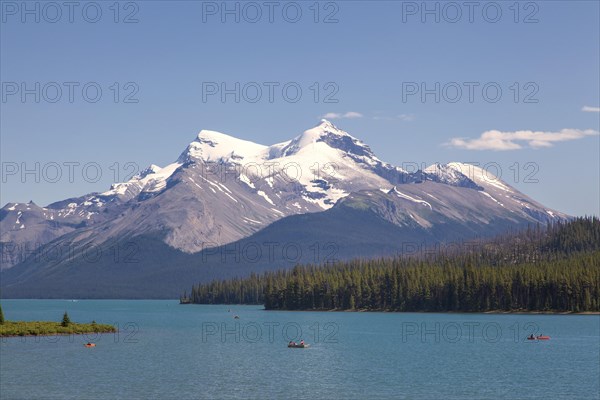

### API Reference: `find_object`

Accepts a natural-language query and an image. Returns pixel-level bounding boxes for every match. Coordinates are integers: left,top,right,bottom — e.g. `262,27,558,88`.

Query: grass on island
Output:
0,321,117,337
0,309,116,337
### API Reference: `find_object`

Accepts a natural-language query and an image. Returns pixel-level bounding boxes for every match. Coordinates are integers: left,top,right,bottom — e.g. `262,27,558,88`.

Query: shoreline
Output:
483,310,600,315
263,309,600,315
182,304,600,315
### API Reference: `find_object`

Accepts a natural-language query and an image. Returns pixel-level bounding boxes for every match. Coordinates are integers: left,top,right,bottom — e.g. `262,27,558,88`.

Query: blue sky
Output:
1,0,599,216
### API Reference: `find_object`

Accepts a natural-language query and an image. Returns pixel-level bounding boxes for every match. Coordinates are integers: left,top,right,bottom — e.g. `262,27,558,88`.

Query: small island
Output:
0,307,116,337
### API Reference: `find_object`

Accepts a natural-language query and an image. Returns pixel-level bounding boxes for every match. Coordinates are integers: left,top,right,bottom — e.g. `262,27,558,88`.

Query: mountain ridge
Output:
1,120,568,288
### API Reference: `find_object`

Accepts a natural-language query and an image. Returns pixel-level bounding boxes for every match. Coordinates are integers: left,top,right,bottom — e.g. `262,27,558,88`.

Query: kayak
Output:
84,343,96,348
526,336,550,341
288,344,309,348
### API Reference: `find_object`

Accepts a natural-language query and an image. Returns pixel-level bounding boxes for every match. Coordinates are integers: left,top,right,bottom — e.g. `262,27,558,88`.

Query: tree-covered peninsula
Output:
183,217,600,313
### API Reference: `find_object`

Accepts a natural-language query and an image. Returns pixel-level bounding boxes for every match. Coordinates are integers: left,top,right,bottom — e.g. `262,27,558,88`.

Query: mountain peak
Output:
318,118,339,130
424,163,482,190
278,119,368,158
316,119,350,136
425,162,517,192
445,162,511,192
179,129,267,164
176,121,365,163
139,164,161,178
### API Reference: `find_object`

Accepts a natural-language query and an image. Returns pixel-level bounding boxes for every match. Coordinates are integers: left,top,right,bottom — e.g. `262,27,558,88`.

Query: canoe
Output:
288,344,309,348
526,336,550,341
84,343,96,348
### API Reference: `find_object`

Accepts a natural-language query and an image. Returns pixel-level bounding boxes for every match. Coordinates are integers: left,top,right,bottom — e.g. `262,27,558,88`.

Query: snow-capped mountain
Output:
1,120,567,272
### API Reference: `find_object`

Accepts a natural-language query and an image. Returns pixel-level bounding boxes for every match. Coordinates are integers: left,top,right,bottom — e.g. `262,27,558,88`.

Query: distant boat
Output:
288,343,309,348
84,343,96,348
527,335,550,341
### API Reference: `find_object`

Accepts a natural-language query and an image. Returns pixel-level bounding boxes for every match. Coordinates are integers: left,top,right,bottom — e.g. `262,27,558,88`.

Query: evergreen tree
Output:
61,311,71,327
0,304,4,325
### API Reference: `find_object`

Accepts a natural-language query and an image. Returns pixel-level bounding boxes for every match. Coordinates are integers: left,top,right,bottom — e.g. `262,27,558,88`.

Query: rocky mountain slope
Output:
0,120,569,297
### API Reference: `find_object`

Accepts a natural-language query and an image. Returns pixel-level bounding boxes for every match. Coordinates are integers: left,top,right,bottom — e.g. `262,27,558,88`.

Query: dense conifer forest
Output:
183,217,600,312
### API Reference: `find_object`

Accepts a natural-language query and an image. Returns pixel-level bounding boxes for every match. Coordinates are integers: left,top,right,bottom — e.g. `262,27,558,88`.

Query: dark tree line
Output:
183,217,600,312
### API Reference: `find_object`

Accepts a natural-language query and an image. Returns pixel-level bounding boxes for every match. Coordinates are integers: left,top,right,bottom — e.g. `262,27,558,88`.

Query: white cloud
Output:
372,113,415,122
446,129,599,151
582,106,600,113
343,111,363,119
321,111,363,119
398,114,415,122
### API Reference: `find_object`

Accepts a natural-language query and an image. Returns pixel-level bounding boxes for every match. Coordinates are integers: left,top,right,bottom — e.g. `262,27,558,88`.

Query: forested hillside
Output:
183,217,600,312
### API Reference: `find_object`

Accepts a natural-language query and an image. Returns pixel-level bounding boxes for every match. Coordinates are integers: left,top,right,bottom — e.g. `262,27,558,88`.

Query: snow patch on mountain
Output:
480,191,504,207
239,173,255,189
102,162,182,198
446,162,512,192
392,187,432,209
257,190,275,206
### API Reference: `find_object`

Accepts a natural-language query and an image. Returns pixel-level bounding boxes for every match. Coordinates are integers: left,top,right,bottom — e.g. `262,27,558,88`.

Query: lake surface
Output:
1,300,599,399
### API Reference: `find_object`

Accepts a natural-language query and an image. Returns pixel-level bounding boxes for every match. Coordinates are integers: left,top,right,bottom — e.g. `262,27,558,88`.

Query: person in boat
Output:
528,334,535,340
300,340,305,346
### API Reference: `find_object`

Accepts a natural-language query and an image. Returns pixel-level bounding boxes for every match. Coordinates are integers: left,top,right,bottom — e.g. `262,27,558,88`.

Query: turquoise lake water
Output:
1,300,599,399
